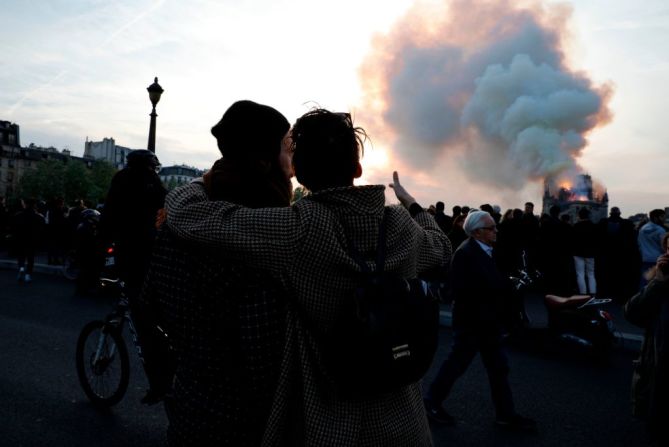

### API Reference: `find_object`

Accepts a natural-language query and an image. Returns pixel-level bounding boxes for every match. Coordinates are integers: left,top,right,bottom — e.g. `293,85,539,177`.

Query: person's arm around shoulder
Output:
389,171,452,271
164,178,303,271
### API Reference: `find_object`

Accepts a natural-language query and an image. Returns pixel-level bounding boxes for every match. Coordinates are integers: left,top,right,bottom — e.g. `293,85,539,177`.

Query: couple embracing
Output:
139,100,451,446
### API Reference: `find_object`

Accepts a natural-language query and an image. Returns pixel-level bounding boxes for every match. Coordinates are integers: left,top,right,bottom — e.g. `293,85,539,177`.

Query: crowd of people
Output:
428,200,665,303
1,99,667,446
0,196,101,283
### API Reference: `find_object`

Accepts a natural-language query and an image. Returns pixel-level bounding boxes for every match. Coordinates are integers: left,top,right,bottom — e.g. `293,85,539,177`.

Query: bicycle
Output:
62,249,80,280
75,278,141,406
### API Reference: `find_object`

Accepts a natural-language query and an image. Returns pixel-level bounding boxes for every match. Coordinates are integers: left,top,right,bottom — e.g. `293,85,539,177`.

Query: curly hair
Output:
290,109,366,192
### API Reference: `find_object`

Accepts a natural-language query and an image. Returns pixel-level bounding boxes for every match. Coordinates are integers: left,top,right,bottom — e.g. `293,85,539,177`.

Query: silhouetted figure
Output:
98,149,166,405
99,150,166,300
638,209,668,289
447,214,467,251
452,205,462,221
496,208,524,275
538,205,575,296
597,207,639,302
520,201,540,270
66,199,86,243
572,207,598,295
12,198,45,283
140,100,293,445
74,209,103,295
491,205,502,224
45,197,68,265
434,201,453,234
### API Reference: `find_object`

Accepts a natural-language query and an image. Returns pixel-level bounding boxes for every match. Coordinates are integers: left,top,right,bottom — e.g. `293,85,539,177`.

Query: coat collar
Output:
303,185,386,215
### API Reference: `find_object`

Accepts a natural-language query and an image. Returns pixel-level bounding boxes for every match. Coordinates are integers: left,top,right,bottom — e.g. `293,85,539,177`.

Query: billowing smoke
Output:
360,0,612,192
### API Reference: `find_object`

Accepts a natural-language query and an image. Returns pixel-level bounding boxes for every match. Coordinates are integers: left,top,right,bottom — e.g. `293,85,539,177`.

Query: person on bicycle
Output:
98,149,166,403
99,149,166,299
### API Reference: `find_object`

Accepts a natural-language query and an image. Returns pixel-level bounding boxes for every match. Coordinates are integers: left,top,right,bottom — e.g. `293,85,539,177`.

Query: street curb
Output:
439,310,643,351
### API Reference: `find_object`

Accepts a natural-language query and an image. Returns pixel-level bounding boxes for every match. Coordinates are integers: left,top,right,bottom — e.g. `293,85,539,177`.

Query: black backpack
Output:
321,209,440,396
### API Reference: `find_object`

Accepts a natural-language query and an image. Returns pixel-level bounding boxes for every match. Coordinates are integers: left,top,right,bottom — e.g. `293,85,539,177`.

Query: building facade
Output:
159,165,204,190
83,137,136,169
0,121,20,147
542,174,609,223
0,143,92,199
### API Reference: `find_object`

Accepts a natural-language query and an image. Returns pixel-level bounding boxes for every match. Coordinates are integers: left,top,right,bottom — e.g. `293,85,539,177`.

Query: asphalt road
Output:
0,269,167,447
0,269,650,446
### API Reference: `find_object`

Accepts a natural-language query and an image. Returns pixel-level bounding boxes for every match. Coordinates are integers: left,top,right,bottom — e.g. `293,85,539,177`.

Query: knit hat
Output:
211,100,290,162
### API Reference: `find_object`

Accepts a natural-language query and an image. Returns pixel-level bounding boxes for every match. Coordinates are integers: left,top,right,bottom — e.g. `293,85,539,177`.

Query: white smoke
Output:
360,0,612,191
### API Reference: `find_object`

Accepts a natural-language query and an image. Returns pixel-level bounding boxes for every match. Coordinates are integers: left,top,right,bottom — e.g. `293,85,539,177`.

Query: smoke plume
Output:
360,0,612,193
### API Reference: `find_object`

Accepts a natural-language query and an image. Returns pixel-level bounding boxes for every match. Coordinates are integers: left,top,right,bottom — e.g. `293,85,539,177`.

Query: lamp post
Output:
146,77,164,153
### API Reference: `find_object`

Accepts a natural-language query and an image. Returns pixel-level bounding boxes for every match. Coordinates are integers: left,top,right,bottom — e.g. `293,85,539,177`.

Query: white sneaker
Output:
24,274,32,283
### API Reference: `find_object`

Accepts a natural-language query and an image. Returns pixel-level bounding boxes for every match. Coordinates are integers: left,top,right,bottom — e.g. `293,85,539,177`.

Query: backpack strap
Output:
345,208,389,275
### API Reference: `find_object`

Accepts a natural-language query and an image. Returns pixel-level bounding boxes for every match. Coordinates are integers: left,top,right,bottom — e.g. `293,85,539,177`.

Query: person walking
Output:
423,210,536,431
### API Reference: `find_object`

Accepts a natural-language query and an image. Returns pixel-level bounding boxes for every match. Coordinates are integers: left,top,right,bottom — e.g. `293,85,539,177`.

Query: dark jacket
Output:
447,227,467,253
572,219,599,258
139,228,285,447
434,211,452,235
12,208,45,249
450,237,513,331
99,167,166,290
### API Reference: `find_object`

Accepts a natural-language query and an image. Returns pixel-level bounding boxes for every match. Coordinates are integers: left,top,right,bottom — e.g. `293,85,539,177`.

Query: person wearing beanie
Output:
137,100,294,445
206,100,293,207
165,108,449,446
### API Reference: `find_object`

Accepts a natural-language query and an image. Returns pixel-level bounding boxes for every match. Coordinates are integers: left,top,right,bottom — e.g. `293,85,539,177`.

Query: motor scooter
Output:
508,269,616,358
543,294,615,354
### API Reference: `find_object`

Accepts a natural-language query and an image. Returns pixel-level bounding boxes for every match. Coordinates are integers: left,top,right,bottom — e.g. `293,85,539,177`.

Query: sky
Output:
1,0,667,216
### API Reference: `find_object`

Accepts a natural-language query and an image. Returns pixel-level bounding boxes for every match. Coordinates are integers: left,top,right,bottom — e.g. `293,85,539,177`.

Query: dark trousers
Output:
17,247,36,274
426,328,515,418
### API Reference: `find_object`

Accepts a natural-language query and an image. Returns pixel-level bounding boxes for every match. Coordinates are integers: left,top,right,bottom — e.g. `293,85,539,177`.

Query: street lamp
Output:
146,77,164,153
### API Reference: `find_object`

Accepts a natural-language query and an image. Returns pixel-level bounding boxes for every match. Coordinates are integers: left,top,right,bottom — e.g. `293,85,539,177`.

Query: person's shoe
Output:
17,267,25,282
24,274,32,283
424,399,455,426
495,414,537,431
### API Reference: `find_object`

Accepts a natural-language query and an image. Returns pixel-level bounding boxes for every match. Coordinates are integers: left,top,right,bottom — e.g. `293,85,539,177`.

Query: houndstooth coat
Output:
166,182,451,447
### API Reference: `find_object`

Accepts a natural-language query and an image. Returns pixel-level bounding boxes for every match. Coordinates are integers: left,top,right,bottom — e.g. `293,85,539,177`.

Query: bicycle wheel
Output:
75,320,130,406
62,251,80,280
